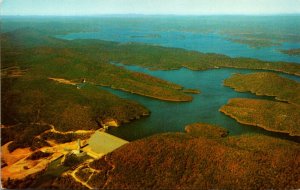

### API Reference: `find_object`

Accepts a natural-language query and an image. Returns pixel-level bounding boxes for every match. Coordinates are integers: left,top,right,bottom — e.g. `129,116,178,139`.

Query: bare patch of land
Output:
1,141,65,180
48,77,78,85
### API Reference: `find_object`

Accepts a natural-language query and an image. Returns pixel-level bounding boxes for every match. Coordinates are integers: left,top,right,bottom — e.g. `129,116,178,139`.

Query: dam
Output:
82,131,128,159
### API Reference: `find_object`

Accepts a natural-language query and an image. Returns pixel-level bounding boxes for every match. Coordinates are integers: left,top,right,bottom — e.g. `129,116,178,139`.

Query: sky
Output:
1,0,300,16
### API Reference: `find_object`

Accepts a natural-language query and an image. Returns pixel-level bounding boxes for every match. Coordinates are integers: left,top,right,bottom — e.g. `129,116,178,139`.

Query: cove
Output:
55,16,300,142
102,64,300,142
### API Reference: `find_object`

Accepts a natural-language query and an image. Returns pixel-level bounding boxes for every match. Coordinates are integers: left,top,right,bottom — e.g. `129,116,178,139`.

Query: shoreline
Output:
223,84,294,104
183,65,300,77
219,108,300,137
223,73,300,105
182,89,201,94
120,63,300,77
99,83,193,102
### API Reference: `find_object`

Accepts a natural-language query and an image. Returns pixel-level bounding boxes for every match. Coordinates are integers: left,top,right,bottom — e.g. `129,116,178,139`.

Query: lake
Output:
101,65,299,142
58,16,300,63
58,16,300,141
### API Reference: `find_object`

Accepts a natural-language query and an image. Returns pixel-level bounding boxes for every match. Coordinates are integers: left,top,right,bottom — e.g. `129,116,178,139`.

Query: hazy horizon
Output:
2,13,300,17
1,0,300,16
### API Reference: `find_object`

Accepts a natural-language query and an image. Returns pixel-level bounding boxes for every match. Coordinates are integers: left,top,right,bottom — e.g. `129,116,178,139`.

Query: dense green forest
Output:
221,72,300,136
68,124,300,189
1,19,300,189
223,72,300,105
2,26,300,150
6,123,299,189
220,98,300,136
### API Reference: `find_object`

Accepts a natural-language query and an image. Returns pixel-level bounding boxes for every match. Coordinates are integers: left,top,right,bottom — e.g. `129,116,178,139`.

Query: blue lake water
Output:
58,16,300,142
59,26,300,63
102,65,299,142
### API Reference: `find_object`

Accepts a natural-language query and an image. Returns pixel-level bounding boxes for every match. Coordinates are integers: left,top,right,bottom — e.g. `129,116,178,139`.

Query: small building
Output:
72,139,81,154
66,139,87,157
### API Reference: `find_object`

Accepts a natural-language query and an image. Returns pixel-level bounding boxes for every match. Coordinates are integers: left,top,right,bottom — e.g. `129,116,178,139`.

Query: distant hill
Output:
88,126,300,189
1,27,66,49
